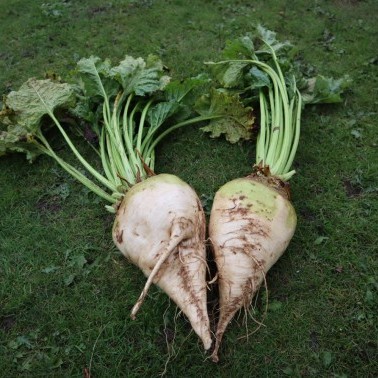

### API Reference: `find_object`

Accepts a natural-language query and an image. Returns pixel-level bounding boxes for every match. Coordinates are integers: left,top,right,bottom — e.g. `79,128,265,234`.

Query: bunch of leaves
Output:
1,52,255,211
69,54,253,171
197,25,352,143
0,54,175,164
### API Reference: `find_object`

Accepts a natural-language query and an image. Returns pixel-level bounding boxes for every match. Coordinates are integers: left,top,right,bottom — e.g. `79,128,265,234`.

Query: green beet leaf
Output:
0,78,75,161
164,74,210,103
300,75,352,104
76,56,118,99
110,54,170,96
222,35,256,60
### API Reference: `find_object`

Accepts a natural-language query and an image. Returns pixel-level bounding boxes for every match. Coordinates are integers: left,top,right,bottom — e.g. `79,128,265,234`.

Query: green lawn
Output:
1,0,377,376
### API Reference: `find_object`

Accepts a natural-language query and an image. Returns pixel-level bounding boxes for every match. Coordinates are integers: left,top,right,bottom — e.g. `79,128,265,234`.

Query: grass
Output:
1,0,377,376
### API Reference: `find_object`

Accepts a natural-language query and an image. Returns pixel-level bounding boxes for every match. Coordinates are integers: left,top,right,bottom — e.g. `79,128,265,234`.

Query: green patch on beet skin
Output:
217,178,284,221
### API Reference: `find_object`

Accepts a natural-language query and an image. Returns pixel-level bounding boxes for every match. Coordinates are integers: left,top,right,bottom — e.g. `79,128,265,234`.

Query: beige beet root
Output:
112,174,212,350
209,175,297,362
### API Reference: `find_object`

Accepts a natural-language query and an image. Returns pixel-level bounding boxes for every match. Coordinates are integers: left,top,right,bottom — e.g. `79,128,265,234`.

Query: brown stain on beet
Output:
116,229,124,243
222,202,270,239
196,198,202,212
222,204,250,221
177,245,208,324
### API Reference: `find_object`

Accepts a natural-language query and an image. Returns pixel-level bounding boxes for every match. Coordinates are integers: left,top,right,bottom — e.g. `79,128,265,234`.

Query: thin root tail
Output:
130,231,188,320
211,344,220,363
210,330,223,363
210,307,239,363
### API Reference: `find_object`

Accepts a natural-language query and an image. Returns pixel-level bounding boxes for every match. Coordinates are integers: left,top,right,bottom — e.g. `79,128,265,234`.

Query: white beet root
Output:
209,176,297,361
112,173,212,350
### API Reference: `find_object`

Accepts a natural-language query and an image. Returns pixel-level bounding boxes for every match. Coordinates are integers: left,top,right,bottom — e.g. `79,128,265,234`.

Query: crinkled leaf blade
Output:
0,127,42,162
0,78,75,161
110,54,170,96
2,78,75,133
196,89,255,143
256,24,293,54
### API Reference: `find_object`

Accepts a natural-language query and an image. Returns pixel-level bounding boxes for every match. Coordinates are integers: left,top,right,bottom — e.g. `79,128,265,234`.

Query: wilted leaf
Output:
0,78,75,162
0,127,42,162
1,78,75,133
196,88,255,143
301,75,352,104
